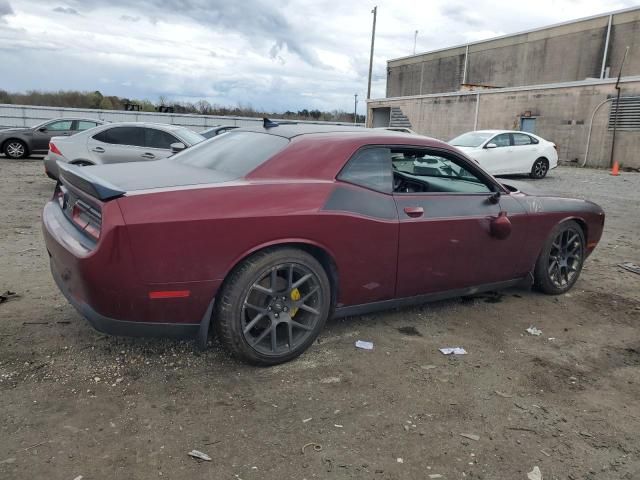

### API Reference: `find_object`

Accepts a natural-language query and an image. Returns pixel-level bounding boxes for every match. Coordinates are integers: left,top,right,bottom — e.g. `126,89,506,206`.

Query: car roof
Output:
98,122,190,130
472,129,537,135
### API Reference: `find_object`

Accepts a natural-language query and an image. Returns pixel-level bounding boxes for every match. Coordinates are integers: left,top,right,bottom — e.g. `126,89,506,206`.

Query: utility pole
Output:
609,46,629,169
354,94,358,124
367,6,377,100
413,30,418,55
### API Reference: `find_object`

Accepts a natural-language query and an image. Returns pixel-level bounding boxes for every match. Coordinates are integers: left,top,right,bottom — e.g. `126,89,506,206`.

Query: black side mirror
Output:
38,127,48,133
170,142,186,154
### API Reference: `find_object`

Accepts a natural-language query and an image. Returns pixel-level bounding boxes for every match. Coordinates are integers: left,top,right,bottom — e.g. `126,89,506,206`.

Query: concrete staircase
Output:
389,107,412,128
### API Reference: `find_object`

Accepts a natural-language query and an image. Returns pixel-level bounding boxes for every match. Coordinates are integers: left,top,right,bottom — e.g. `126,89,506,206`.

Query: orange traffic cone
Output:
611,160,620,176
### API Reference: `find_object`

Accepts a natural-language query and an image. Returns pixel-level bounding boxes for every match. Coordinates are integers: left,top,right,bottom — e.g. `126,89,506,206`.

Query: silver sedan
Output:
44,122,205,179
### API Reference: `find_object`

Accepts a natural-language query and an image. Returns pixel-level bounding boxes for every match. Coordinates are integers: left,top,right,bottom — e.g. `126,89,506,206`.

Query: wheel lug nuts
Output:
274,313,279,318
268,306,272,311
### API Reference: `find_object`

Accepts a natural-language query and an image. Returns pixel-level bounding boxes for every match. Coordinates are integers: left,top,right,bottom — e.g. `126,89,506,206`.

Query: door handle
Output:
91,147,105,153
62,133,71,136
403,206,424,218
141,152,156,159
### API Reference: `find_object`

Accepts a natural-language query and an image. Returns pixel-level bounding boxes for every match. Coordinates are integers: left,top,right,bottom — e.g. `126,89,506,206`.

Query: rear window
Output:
172,131,289,176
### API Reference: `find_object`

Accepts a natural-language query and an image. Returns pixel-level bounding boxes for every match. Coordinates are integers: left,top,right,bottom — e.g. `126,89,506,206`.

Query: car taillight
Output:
49,142,63,156
71,199,102,240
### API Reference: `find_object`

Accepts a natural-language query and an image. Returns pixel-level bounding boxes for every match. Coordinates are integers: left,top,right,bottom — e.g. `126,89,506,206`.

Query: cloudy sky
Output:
0,0,637,112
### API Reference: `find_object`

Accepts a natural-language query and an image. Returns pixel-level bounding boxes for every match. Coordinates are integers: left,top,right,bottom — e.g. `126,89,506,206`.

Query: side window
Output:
490,133,511,147
392,148,492,194
512,133,532,146
338,147,392,193
145,128,179,149
46,120,73,131
93,127,145,146
77,121,99,131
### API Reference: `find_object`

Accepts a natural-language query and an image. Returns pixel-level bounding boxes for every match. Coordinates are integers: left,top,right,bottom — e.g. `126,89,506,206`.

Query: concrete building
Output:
368,7,640,169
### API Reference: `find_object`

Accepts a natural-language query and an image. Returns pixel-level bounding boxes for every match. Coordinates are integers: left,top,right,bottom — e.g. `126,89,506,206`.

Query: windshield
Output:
172,131,289,176
174,127,206,146
449,132,494,148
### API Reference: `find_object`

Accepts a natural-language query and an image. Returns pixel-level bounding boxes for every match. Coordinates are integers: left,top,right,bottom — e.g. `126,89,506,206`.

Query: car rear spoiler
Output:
58,163,125,201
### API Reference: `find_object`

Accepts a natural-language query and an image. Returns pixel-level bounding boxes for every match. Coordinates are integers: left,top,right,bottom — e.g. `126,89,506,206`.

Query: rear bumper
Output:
51,259,199,338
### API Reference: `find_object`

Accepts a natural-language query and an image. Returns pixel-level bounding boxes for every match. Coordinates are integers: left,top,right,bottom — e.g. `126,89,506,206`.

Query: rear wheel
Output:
533,221,585,294
3,140,28,159
215,248,331,365
530,157,549,179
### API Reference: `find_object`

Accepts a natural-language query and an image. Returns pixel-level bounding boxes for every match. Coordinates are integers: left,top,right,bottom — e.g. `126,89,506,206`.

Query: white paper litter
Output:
355,340,374,350
439,347,467,355
526,326,543,336
188,450,212,461
527,466,542,480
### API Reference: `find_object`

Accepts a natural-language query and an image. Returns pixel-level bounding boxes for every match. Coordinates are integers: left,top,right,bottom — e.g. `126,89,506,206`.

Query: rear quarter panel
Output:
116,182,400,306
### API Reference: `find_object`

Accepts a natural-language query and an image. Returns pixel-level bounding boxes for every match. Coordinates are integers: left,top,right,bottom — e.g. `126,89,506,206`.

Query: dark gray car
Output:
0,118,104,159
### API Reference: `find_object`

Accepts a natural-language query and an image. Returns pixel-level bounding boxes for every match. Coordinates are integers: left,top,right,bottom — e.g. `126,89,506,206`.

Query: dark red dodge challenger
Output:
43,123,605,365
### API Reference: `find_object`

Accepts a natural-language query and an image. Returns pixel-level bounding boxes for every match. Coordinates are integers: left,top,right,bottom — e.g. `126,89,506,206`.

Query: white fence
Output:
0,104,362,131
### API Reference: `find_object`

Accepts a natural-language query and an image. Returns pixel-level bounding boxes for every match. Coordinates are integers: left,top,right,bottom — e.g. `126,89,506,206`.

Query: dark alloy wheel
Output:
534,221,585,294
530,158,549,179
4,140,28,159
216,248,331,365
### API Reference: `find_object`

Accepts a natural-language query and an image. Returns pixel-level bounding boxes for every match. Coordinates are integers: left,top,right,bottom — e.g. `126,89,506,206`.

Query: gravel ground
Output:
0,159,639,480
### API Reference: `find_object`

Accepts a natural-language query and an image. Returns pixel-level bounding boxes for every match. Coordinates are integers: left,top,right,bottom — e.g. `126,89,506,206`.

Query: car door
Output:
142,128,180,160
392,146,530,298
511,133,539,173
473,133,513,175
87,126,147,164
33,119,74,152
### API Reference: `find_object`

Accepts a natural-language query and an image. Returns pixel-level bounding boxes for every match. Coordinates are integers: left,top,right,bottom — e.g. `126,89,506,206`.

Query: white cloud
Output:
1,0,637,111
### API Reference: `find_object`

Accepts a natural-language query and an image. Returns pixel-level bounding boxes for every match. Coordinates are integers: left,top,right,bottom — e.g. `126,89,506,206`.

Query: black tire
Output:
533,220,585,295
3,139,28,159
215,248,331,365
530,157,549,179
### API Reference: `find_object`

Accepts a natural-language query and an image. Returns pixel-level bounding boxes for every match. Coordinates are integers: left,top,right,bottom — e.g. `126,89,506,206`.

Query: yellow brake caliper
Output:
290,288,301,317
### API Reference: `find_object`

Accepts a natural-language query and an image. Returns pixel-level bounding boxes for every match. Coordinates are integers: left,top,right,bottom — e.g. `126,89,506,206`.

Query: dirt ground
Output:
0,158,639,480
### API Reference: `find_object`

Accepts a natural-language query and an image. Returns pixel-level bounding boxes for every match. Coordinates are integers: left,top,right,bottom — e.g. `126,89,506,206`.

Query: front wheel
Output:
215,248,331,365
533,221,585,295
530,157,549,179
3,140,28,159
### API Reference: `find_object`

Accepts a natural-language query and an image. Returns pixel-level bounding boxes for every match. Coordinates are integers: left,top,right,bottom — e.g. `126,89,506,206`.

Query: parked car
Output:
43,123,604,365
449,130,558,179
44,122,206,179
200,125,239,139
1,118,104,159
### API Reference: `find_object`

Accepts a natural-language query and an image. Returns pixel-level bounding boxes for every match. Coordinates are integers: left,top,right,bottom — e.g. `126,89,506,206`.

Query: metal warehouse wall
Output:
0,104,360,130
387,7,640,97
368,78,640,169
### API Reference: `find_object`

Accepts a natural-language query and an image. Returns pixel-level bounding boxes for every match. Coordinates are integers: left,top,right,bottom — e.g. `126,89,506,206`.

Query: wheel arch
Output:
220,239,340,311
529,215,588,273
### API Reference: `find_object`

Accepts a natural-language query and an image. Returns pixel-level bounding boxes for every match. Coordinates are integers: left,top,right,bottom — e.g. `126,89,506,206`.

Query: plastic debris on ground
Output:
439,347,467,355
527,465,543,480
0,291,19,304
619,262,640,275
188,450,212,461
526,326,542,336
355,340,374,350
459,433,480,441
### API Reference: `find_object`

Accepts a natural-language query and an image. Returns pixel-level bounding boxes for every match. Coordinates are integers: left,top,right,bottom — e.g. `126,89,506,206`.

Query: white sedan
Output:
449,130,558,179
